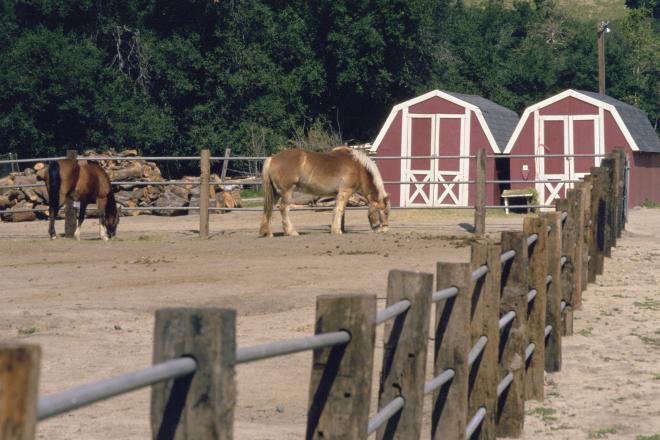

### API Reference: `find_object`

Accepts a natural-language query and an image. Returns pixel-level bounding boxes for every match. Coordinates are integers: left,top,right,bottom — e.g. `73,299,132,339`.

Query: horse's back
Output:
268,148,360,195
78,161,112,199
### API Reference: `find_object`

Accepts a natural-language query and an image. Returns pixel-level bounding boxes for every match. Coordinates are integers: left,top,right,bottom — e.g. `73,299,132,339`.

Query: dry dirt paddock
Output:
1,207,659,439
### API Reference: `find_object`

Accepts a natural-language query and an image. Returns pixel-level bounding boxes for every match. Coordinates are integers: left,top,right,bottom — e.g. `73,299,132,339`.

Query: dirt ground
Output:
1,207,658,439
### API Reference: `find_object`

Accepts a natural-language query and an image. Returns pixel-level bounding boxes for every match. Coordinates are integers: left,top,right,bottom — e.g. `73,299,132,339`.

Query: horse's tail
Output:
262,157,276,215
47,161,61,210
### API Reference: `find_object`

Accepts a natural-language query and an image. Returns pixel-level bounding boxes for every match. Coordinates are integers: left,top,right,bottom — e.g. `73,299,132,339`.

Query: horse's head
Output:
105,205,121,238
367,194,390,233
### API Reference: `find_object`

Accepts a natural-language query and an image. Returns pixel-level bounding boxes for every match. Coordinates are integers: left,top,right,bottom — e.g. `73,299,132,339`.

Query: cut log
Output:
292,192,318,206
110,162,143,180
217,191,235,214
13,175,38,185
0,195,15,210
34,204,49,220
168,185,190,201
1,201,37,222
33,162,46,172
153,191,188,216
230,188,242,208
20,187,39,203
119,149,139,157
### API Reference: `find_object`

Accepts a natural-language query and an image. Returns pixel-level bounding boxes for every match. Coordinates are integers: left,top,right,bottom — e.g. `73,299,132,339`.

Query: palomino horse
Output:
45,159,120,240
259,147,390,236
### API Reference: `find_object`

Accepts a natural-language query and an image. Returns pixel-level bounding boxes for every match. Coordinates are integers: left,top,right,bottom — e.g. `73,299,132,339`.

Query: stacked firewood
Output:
0,149,244,222
0,165,50,222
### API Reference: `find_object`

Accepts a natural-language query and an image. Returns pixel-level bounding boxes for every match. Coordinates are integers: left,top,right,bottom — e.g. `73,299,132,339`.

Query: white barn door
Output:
537,115,600,205
403,113,468,207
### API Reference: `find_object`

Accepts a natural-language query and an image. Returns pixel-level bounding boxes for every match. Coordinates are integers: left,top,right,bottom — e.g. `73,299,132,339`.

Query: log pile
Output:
0,149,245,222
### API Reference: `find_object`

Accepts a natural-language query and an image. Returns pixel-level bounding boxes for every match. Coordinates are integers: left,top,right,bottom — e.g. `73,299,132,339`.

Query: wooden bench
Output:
501,189,535,214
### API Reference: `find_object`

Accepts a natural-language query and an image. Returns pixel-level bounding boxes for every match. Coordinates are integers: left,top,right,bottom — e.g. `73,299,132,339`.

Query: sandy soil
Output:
1,207,658,439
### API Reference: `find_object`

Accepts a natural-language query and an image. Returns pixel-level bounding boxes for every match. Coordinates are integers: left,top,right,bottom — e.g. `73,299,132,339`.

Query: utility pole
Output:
597,21,610,95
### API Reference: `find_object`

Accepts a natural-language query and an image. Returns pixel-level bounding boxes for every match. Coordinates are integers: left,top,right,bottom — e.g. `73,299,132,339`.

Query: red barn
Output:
370,90,518,207
504,89,660,207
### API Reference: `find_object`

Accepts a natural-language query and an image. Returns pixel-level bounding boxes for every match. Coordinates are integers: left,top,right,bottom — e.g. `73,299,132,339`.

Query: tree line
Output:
0,0,657,169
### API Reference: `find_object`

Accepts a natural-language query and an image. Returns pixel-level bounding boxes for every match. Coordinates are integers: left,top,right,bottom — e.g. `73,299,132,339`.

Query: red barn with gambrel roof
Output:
371,90,519,208
504,89,660,207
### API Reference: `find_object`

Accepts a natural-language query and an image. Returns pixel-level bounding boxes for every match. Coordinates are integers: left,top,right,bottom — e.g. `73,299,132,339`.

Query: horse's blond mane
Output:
342,148,387,201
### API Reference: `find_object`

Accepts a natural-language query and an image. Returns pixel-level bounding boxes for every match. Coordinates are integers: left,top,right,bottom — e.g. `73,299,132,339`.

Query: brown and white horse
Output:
259,147,390,236
45,159,120,240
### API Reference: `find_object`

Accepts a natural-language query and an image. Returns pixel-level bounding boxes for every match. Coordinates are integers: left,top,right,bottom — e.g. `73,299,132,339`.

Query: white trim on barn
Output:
503,89,641,154
371,90,502,155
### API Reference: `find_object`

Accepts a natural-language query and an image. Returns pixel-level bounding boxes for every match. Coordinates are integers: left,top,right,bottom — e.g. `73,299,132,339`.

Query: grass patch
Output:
528,407,558,421
642,199,660,209
339,250,377,255
589,427,617,438
578,327,593,337
634,299,660,311
241,188,263,199
18,327,38,336
638,335,660,348
637,435,660,440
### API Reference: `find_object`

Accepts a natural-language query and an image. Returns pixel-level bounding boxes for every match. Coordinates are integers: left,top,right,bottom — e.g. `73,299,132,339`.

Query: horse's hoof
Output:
102,236,109,242
50,235,57,240
287,231,299,236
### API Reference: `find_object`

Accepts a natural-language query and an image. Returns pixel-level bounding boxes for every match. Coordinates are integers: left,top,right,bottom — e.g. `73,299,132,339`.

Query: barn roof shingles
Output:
577,90,660,154
446,91,520,151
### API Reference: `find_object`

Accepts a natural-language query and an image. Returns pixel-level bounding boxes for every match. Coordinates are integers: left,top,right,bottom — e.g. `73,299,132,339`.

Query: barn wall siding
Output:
508,117,536,192
540,96,599,115
409,96,464,114
377,110,403,207
467,112,499,205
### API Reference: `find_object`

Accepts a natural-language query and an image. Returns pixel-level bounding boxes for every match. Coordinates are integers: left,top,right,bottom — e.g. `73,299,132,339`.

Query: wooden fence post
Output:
199,149,210,239
614,149,626,237
542,212,562,373
588,166,608,280
151,308,236,440
432,263,471,440
220,148,231,183
64,149,77,238
497,232,529,437
600,156,616,257
522,216,548,401
555,195,576,307
468,239,500,439
474,149,487,235
0,344,40,440
307,294,376,440
377,270,433,440
579,178,594,287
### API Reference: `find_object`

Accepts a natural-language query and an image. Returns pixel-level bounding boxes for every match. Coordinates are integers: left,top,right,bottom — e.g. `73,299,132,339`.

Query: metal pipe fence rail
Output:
1,149,628,440
2,148,604,234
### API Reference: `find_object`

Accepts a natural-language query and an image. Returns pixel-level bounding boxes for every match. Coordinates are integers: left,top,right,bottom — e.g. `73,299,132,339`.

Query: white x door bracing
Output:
537,115,601,205
403,113,469,207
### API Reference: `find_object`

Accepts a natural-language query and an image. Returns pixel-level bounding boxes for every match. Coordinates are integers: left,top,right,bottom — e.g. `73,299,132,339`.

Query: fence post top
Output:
316,293,376,301
155,307,237,317
388,269,434,279
542,211,561,220
0,342,41,351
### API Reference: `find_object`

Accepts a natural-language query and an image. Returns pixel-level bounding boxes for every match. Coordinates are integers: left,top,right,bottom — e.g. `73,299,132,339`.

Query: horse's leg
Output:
331,191,349,234
48,207,57,239
75,201,87,240
280,189,298,236
259,197,274,238
96,196,109,241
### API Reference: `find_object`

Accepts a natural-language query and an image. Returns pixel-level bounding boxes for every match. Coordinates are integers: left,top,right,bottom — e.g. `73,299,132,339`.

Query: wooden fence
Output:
0,150,627,439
